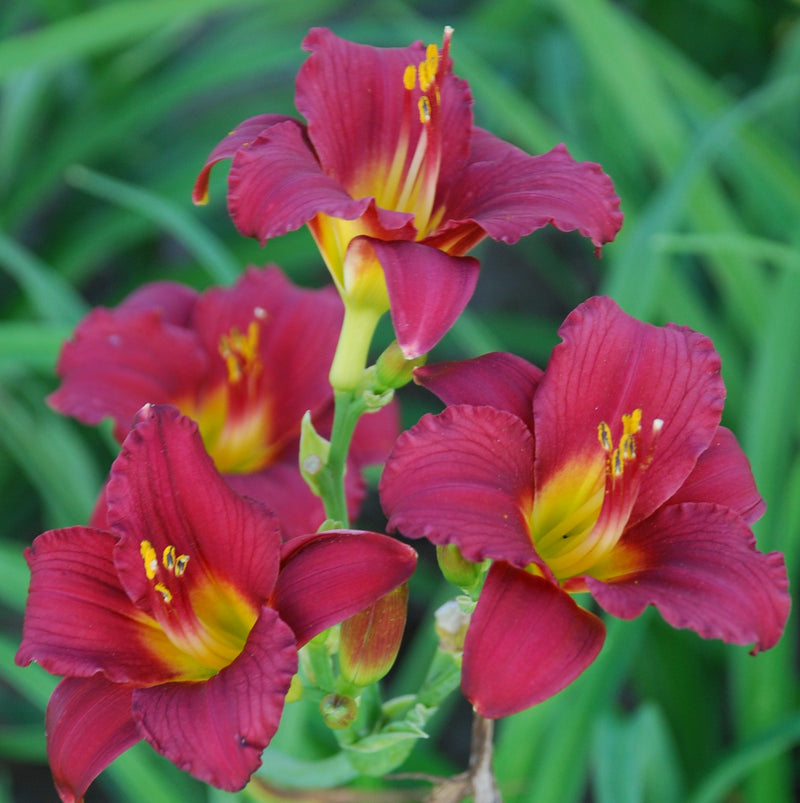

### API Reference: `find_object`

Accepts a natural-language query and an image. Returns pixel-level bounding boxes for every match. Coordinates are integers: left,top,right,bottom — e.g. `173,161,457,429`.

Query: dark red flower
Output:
16,405,416,800
48,266,397,536
194,28,623,367
380,296,789,718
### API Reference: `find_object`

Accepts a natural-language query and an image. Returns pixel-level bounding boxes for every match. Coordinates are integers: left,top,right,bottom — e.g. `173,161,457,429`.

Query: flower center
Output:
139,539,257,679
530,409,662,581
177,312,277,474
380,27,452,237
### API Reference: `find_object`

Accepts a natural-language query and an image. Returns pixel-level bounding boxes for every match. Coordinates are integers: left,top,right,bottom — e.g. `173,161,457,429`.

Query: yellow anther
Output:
154,583,173,603
174,554,190,577
622,409,642,436
612,448,624,477
418,96,431,124
403,64,417,91
140,540,158,580
418,60,433,92
163,545,176,571
620,432,636,461
597,421,613,452
426,42,439,74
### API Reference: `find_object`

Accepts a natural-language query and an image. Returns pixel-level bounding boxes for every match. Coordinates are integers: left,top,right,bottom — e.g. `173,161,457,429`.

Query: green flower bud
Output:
436,543,483,591
339,584,409,686
320,693,359,730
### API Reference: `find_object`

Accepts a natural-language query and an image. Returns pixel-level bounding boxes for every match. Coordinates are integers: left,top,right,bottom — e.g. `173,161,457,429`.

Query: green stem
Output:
317,390,368,526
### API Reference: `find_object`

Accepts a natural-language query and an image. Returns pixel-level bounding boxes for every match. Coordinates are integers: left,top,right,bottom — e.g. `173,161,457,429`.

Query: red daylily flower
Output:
380,296,789,718
48,265,397,537
193,27,623,369
16,405,416,801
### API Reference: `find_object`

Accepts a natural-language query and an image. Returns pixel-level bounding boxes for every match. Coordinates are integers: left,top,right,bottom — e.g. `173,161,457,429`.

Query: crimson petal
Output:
228,121,374,244
298,28,473,197
46,677,139,803
369,238,479,358
414,352,542,431
16,527,178,685
667,426,765,525
381,405,539,569
463,562,605,718
534,296,725,525
273,531,417,647
586,503,790,654
48,306,207,440
132,607,297,790
108,405,282,615
444,132,623,251
193,113,294,204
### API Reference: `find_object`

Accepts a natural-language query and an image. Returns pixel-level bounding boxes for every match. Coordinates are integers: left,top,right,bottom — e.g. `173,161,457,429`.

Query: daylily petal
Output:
415,351,543,431
224,456,329,539
117,280,199,325
534,296,725,525
298,28,473,198
368,238,479,358
108,405,282,616
381,405,539,569
462,562,605,718
666,426,765,524
272,531,417,646
16,527,184,684
228,121,375,244
47,306,207,439
46,677,139,803
193,113,295,204
586,502,790,653
349,395,401,467
132,607,297,790
441,132,623,251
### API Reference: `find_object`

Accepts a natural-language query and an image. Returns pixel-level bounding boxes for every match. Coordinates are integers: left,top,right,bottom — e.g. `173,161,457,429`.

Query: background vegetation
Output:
1,0,798,800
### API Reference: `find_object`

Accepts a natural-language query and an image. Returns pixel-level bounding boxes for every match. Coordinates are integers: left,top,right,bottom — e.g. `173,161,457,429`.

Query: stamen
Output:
597,421,612,452
174,555,190,577
140,540,158,580
403,64,417,91
219,320,261,385
154,583,173,603
163,545,176,571
418,96,431,124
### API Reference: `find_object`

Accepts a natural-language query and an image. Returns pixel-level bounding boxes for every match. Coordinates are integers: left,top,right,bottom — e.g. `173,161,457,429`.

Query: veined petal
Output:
132,607,297,790
108,406,282,618
415,352,542,431
463,562,605,718
47,306,207,440
228,120,374,244
16,528,188,684
193,113,295,204
368,238,479,358
272,531,417,647
46,677,139,803
381,405,540,569
534,296,725,525
586,503,790,654
667,426,765,525
117,280,199,325
441,131,623,251
224,455,329,539
298,28,472,199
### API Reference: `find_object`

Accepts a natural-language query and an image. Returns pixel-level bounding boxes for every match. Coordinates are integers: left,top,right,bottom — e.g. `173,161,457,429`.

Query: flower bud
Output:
339,584,409,686
375,341,427,390
298,410,330,497
434,599,471,653
436,543,483,591
320,693,358,729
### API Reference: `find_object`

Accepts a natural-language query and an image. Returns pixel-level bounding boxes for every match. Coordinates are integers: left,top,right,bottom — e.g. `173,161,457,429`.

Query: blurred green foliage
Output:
1,0,798,801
